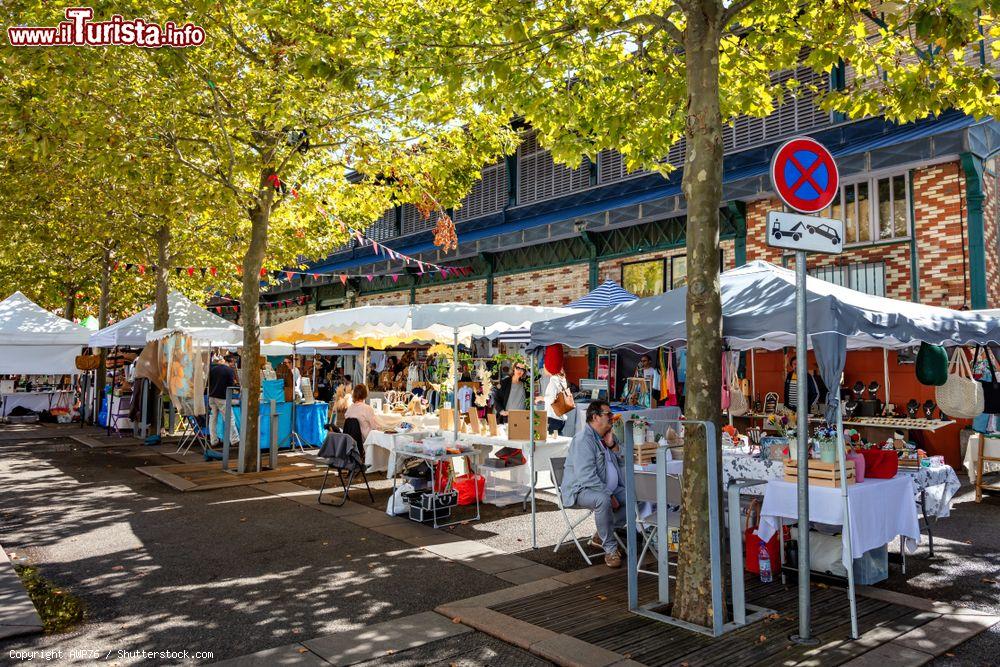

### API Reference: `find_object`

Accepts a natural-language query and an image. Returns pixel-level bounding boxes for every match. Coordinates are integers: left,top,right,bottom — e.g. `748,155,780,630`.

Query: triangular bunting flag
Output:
391,274,399,283
174,267,182,277
200,268,207,278
339,275,347,285
366,274,373,282
286,271,294,281
125,263,134,272
187,267,195,277
210,267,217,277
138,265,145,275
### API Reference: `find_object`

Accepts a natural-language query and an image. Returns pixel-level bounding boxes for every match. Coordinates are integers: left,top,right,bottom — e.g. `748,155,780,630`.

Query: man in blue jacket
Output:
561,400,626,568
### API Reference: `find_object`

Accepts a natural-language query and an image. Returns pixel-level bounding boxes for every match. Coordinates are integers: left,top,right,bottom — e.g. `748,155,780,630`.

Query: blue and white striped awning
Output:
568,280,639,309
494,281,638,345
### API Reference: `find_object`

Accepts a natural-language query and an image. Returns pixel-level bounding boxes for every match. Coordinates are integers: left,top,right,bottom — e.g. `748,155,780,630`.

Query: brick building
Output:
236,42,1000,466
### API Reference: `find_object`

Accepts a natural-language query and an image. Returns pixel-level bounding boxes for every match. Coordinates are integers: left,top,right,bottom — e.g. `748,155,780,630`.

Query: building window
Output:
670,256,687,289
817,172,910,246
622,259,665,298
808,261,886,297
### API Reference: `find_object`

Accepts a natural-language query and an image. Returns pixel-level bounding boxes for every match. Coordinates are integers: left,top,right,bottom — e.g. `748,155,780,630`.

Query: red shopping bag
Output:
744,499,782,576
433,461,452,492
860,449,898,478
454,473,486,505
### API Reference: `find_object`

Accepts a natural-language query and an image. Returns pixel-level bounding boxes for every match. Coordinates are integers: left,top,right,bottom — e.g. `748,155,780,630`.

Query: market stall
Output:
0,292,89,421
530,260,1000,638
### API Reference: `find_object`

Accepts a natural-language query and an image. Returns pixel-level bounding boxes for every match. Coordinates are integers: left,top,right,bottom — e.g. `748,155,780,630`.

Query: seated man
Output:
561,400,626,568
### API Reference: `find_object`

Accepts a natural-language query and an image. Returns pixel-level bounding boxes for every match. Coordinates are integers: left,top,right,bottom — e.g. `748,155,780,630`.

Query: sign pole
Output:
792,250,817,645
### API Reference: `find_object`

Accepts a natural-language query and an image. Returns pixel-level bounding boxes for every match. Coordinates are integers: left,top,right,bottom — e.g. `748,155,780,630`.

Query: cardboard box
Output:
507,409,547,442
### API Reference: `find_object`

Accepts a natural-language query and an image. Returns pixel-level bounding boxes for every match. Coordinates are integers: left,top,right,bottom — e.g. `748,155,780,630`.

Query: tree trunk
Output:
95,246,113,424
673,0,726,628
153,224,171,330
64,292,76,321
239,172,275,473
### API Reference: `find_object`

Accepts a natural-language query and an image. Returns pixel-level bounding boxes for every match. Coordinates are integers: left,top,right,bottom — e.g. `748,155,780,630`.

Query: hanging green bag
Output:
916,342,949,386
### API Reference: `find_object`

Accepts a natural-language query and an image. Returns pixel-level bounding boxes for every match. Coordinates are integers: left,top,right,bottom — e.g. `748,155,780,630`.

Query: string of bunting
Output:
112,174,472,285
208,294,310,315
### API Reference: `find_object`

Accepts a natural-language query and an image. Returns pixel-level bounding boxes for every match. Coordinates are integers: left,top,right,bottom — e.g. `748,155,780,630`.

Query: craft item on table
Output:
852,381,865,401
753,396,762,414
665,426,682,445
882,402,896,417
486,412,499,436
407,397,425,415
299,378,314,404
867,381,880,400
634,440,658,465
262,363,277,381
467,409,481,434
507,409,547,441
784,458,856,487
763,392,778,415
906,399,920,419
438,407,454,432
844,400,858,420
846,447,866,482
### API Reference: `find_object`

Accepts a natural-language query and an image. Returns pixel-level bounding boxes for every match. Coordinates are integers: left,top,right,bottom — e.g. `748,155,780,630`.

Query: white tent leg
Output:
452,330,459,444
836,406,859,639
883,349,890,413
529,351,537,549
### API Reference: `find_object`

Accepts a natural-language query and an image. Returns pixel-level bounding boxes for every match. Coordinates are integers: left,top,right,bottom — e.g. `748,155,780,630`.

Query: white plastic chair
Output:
550,456,607,565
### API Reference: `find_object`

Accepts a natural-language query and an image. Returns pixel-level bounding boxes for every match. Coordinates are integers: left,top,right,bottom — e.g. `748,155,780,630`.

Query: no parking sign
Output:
767,137,843,254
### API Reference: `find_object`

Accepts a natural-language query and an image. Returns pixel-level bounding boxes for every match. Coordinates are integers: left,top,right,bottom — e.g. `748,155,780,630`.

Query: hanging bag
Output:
728,352,749,417
935,348,984,419
973,346,1000,415
721,353,731,412
916,342,949,386
662,349,679,407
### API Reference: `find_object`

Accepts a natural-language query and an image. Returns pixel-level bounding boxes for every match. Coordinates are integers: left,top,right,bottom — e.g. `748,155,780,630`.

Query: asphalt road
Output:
2,432,998,666
0,437,514,664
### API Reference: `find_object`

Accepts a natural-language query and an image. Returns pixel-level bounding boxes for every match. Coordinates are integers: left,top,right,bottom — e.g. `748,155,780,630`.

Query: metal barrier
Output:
623,417,774,637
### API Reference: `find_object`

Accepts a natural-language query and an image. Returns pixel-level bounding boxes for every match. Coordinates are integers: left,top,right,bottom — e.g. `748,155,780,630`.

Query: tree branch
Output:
722,0,760,29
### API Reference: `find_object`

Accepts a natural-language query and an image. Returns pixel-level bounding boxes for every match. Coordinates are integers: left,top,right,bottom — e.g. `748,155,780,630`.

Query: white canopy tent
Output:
91,291,237,348
0,291,90,374
530,260,1000,638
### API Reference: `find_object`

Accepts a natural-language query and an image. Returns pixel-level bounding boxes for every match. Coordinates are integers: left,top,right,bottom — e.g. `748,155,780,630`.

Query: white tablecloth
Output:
757,476,920,568
1,391,68,417
364,428,570,490
965,433,1000,484
721,453,960,519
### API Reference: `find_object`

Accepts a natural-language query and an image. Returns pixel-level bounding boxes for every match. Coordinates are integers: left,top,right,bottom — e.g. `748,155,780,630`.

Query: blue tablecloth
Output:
295,402,329,446
212,401,327,449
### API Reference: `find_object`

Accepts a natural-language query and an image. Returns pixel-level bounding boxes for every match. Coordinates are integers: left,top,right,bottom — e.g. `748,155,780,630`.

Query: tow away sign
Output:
767,211,844,254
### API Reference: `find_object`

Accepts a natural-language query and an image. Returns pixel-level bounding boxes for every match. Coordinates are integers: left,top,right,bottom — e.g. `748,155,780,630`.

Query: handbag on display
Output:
972,346,1000,415
721,353,731,412
744,499,781,576
75,354,100,371
728,352,749,417
916,342,949,386
662,349,679,407
935,348,984,419
860,449,898,478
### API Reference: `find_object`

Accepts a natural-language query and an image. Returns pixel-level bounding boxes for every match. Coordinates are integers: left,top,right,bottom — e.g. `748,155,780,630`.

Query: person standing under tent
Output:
493,361,527,424
540,368,570,435
561,400,626,568
207,354,238,448
784,354,819,413
635,353,661,404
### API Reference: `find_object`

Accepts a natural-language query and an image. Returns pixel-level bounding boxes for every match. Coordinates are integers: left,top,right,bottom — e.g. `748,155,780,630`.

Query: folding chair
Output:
317,430,374,507
108,394,132,437
176,415,211,455
550,456,608,565
634,470,683,583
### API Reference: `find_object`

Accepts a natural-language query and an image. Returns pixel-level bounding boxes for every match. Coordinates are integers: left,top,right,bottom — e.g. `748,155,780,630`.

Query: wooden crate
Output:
634,442,658,465
784,458,856,487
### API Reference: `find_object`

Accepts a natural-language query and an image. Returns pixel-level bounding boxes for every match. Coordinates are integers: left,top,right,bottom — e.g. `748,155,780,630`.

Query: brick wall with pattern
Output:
493,264,590,306
414,279,487,304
